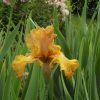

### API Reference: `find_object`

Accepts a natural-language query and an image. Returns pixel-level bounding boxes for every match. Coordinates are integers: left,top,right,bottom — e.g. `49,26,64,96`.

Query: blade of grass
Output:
0,23,20,61
53,8,71,58
0,61,6,100
24,62,41,100
74,37,85,100
61,72,72,100
82,72,89,100
2,68,13,100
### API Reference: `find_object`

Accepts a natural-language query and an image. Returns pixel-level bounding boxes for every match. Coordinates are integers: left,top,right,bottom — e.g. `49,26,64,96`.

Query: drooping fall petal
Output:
12,55,34,79
50,53,79,77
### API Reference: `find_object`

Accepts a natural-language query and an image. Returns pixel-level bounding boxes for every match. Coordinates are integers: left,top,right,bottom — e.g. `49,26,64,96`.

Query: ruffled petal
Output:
25,25,57,58
25,28,41,57
50,53,79,77
49,44,61,56
12,55,34,79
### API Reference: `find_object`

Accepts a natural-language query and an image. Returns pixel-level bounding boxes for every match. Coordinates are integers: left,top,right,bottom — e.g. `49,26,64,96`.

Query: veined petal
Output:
25,25,57,58
12,55,34,79
50,53,79,77
49,44,61,56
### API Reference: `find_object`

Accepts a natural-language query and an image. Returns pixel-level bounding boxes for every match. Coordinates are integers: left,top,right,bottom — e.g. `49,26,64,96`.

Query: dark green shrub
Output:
0,0,54,30
0,1,32,30
31,0,54,27
72,0,98,17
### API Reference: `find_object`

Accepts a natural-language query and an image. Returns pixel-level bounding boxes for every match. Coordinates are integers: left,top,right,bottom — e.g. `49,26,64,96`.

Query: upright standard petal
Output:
25,26,56,58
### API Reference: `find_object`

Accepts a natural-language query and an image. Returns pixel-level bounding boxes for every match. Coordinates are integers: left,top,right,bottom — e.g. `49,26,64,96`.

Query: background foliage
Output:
0,0,99,31
72,0,98,17
0,0,53,30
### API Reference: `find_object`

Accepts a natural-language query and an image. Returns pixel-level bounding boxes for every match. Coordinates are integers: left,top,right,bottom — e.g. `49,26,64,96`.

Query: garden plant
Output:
0,0,100,100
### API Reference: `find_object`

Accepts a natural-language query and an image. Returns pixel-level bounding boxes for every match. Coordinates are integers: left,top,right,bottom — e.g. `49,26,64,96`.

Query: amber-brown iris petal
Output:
49,44,61,57
25,25,57,58
12,55,34,79
50,53,79,77
25,28,41,57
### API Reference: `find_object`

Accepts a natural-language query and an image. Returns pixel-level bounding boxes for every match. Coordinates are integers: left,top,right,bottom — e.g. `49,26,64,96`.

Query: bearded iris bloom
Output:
12,25,79,79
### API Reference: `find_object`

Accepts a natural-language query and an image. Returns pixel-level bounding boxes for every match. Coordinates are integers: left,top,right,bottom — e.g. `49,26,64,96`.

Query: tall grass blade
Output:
0,24,20,61
2,69,13,100
61,73,72,100
74,37,85,100
53,8,71,58
24,62,40,100
0,61,6,100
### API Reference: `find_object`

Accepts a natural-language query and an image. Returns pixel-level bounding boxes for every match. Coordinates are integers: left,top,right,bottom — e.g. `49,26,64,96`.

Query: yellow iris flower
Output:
12,25,79,79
